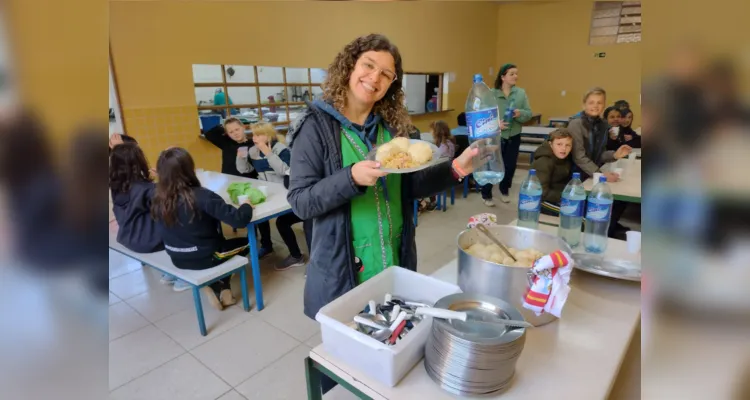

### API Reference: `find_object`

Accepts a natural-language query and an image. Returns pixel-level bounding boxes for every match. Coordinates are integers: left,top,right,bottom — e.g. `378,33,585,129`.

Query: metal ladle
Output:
475,223,517,262
354,313,389,330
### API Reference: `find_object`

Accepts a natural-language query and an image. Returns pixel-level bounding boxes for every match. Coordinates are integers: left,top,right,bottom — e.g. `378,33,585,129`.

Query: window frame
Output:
194,65,320,131
589,1,641,46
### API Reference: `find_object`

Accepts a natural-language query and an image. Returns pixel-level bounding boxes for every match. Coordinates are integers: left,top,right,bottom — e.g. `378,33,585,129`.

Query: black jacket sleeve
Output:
287,119,365,220
405,161,459,200
204,125,233,150
200,189,253,228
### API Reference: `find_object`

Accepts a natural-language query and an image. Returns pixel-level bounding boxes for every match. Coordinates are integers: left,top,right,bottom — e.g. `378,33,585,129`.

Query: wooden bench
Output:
109,235,251,336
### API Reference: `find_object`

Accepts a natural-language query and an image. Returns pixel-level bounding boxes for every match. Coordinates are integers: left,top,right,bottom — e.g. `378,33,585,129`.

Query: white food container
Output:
316,266,461,387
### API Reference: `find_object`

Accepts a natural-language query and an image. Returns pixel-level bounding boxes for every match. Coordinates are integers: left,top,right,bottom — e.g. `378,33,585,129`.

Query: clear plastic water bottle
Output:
464,74,504,186
517,169,542,229
583,176,613,253
503,98,515,127
558,172,585,248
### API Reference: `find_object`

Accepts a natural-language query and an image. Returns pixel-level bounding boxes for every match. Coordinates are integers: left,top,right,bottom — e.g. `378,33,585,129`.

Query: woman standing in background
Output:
480,63,533,206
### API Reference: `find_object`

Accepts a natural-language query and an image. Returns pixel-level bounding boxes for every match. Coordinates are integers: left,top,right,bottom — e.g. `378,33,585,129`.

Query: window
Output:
589,1,641,45
402,72,451,115
192,64,326,133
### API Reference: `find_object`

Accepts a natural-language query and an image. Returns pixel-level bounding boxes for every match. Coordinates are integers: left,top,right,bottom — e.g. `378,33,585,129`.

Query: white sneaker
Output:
160,273,176,285
483,199,496,207
500,194,511,203
173,280,192,292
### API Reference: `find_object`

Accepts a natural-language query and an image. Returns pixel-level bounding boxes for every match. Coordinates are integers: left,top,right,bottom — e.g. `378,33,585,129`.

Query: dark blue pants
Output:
481,134,522,199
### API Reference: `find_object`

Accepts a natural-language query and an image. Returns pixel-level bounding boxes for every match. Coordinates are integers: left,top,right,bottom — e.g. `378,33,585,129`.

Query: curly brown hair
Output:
430,120,455,148
322,33,411,137
151,147,201,227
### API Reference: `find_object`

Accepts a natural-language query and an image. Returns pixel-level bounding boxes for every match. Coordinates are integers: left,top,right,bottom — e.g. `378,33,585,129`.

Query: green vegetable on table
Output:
227,182,266,205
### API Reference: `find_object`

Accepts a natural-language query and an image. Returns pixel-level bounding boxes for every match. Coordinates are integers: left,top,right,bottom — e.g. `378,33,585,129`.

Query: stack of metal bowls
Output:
424,293,526,396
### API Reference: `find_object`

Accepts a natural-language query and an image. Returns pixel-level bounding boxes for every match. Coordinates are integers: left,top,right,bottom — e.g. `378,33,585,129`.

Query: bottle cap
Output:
473,74,483,83
599,176,606,182
572,172,580,179
529,169,536,176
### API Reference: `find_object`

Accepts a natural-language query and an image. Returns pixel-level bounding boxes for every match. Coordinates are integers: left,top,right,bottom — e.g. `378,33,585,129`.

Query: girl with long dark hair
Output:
151,147,254,310
109,142,163,254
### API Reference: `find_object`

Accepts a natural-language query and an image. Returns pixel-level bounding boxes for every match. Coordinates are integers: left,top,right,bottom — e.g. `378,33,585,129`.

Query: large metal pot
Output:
457,224,573,326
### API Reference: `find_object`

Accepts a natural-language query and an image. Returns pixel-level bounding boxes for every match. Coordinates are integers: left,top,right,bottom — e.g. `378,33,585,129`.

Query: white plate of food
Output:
366,137,450,174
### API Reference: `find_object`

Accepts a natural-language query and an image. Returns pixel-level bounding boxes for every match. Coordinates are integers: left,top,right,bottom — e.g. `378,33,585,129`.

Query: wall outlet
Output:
561,90,566,97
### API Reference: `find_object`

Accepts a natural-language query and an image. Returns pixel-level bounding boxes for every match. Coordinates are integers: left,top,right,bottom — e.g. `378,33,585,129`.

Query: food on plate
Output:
463,243,544,268
390,137,410,152
407,141,433,164
375,142,399,161
374,138,434,170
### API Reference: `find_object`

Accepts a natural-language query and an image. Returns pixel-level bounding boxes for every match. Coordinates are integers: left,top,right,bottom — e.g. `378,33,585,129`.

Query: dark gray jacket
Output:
287,102,459,319
568,116,615,176
112,181,163,254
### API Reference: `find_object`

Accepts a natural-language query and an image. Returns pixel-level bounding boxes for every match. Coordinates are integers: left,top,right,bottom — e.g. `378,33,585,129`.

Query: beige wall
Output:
6,0,108,146
110,1,499,167
495,1,641,126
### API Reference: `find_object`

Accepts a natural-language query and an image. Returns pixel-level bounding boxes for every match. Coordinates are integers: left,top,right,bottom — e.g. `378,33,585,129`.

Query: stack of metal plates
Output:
424,293,526,396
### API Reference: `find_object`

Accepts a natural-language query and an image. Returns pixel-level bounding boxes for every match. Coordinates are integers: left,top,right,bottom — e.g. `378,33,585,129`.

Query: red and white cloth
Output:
522,250,573,318
467,213,498,229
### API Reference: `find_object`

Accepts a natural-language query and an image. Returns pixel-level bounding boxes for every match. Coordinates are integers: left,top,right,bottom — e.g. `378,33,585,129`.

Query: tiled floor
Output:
107,169,535,399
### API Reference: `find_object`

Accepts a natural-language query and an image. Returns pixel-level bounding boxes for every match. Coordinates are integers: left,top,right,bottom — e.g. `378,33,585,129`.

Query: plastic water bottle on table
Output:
517,169,542,229
558,172,585,248
583,176,613,253
464,74,504,186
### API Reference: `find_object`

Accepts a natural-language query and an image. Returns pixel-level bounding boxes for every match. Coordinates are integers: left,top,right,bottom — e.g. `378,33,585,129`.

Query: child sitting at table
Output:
604,106,623,151
209,118,274,259
614,108,641,149
568,87,632,183
110,143,163,254
236,122,307,271
110,141,195,290
531,129,574,217
151,147,254,310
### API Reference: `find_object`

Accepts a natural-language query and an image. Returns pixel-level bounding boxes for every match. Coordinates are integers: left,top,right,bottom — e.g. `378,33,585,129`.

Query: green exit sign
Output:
594,52,606,58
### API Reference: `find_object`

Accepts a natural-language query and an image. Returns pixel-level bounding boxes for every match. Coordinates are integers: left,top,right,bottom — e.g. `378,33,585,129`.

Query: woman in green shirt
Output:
480,63,533,206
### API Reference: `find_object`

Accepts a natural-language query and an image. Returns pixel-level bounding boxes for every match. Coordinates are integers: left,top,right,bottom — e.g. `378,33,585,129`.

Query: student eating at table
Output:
151,147,254,311
608,107,641,150
569,88,634,238
568,87,632,183
205,118,274,259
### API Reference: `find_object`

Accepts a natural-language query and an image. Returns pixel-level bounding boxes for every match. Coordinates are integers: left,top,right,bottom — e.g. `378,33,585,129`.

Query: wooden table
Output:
306,224,641,400
197,170,292,310
583,159,641,203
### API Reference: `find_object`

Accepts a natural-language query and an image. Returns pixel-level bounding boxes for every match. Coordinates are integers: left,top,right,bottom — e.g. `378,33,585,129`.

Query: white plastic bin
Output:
316,266,461,387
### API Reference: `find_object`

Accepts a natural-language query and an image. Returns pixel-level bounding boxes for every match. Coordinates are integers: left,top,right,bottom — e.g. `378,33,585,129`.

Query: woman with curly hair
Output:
286,34,479,320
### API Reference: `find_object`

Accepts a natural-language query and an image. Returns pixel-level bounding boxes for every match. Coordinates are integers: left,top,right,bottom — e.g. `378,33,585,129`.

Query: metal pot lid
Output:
572,253,641,282
433,293,526,344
